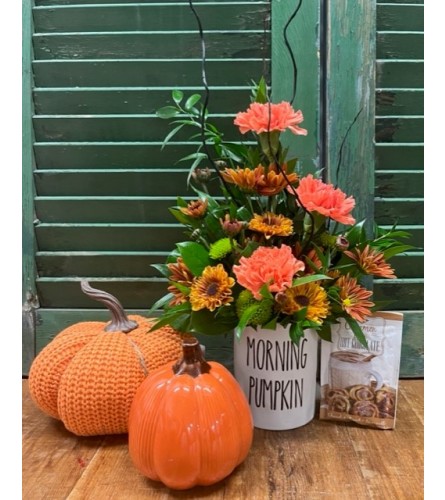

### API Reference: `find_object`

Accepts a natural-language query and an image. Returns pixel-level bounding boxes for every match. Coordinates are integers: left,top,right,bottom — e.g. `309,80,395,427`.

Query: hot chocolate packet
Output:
319,312,403,429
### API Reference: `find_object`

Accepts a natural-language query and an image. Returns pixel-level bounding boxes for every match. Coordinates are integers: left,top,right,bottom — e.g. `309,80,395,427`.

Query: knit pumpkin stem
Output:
80,280,138,333
173,337,211,377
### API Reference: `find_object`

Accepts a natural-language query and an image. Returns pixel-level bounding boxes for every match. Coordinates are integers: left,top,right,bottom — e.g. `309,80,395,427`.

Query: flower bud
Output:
336,235,349,251
220,214,244,237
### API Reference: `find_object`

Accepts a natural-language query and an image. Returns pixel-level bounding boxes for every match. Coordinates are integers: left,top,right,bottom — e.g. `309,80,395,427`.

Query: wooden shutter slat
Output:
33,115,242,142
376,61,423,89
375,144,423,170
33,32,269,60
35,197,194,223
36,224,184,251
33,88,252,114
375,116,423,143
34,169,191,195
375,170,423,198
34,142,206,168
377,4,424,31
376,33,424,60
36,278,167,308
376,90,423,116
32,59,269,87
33,3,270,32
375,198,424,226
36,251,170,277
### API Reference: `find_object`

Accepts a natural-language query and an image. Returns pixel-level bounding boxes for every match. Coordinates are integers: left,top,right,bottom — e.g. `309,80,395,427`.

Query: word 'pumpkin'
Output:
28,281,186,436
128,337,254,490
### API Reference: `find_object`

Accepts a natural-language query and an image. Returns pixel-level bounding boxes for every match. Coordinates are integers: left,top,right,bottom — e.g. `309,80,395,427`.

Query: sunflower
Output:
336,274,374,322
189,264,235,312
248,212,293,239
275,282,330,323
167,257,194,306
344,245,396,279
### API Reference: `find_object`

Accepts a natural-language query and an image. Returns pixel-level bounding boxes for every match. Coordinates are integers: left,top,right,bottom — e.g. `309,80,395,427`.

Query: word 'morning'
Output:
246,336,308,371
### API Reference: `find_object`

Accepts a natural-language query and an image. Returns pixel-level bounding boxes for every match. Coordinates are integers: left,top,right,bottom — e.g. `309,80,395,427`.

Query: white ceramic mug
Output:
329,351,383,389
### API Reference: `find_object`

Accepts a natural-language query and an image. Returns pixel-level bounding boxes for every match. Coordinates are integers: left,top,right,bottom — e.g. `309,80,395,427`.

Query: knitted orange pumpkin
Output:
128,337,253,490
28,280,186,436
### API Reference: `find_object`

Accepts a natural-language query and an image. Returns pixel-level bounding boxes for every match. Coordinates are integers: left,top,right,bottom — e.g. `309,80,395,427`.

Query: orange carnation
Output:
233,245,305,300
294,174,356,225
234,101,308,136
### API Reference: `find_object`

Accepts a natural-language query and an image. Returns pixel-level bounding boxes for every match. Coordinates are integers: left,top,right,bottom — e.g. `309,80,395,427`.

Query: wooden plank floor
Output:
22,379,424,500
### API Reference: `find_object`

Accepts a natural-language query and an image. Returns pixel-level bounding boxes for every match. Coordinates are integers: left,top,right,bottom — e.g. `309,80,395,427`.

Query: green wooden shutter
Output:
24,0,271,372
374,0,424,376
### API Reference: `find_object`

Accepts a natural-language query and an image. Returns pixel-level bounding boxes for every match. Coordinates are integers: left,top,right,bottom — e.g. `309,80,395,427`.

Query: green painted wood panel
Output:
375,144,423,170
35,197,194,223
36,252,170,278
271,0,319,174
34,169,192,196
23,0,38,376
374,280,424,310
376,90,423,116
376,33,424,60
34,143,211,168
33,88,253,115
375,116,423,143
33,59,268,87
33,3,270,32
375,1,424,377
376,61,424,89
36,0,260,4
33,116,243,142
33,32,269,59
375,170,423,198
325,0,375,225
375,199,423,226
377,4,424,31
36,278,166,308
35,224,184,251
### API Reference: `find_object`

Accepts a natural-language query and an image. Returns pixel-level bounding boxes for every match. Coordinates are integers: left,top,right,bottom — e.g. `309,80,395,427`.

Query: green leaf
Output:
151,263,170,278
289,322,305,344
190,308,237,336
262,316,278,330
172,89,184,105
292,274,331,287
235,304,260,339
185,94,202,110
147,293,174,315
161,123,185,150
168,207,199,226
318,322,333,342
259,283,273,300
382,244,415,260
344,316,368,348
156,106,180,119
170,282,190,296
176,241,211,275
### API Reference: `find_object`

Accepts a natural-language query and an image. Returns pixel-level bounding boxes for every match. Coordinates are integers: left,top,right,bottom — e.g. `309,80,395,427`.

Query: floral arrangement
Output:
149,79,411,346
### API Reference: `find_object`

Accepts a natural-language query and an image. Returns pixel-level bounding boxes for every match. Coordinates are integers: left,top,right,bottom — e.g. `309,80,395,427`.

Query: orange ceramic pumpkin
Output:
128,337,254,490
28,281,186,436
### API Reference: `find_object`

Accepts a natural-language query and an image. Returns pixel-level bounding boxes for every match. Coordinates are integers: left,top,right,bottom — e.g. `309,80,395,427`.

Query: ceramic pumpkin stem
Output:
173,338,211,377
80,280,138,333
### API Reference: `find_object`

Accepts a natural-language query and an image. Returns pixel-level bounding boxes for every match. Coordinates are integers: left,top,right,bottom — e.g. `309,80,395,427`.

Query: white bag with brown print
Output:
319,312,403,429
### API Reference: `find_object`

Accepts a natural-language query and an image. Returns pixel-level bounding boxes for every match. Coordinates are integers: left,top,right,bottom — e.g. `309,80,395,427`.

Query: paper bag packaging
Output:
320,312,403,429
